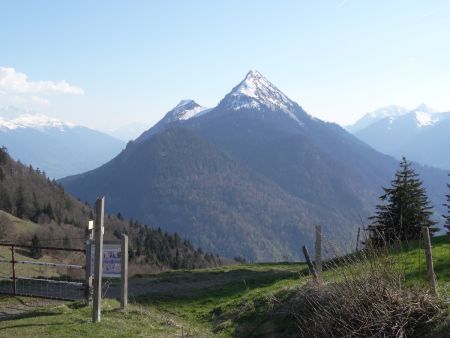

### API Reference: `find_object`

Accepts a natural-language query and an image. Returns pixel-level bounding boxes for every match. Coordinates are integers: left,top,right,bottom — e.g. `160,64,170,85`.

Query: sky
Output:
1,0,450,131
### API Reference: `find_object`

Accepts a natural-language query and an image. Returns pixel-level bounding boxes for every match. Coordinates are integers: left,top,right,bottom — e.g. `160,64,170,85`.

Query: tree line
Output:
0,146,221,270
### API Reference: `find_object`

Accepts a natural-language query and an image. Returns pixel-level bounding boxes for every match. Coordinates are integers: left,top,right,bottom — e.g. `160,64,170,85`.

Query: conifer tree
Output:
15,185,26,219
31,234,43,259
368,157,437,246
444,174,450,234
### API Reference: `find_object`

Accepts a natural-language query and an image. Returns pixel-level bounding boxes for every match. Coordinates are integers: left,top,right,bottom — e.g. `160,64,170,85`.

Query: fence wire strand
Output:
0,244,86,301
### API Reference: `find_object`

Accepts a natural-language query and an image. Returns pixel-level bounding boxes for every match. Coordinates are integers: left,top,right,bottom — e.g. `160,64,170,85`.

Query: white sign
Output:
91,244,121,278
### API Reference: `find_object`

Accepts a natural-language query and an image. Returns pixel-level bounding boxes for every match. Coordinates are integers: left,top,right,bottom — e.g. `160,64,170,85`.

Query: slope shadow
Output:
134,267,303,304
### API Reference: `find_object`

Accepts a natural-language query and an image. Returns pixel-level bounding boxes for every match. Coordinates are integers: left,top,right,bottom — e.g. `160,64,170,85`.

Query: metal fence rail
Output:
0,242,86,301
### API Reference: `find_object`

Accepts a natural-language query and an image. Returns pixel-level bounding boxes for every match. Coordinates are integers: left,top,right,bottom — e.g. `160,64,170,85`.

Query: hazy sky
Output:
1,0,450,130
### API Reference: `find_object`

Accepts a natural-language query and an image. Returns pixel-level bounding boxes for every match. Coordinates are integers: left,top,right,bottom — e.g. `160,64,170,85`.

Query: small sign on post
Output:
90,244,122,278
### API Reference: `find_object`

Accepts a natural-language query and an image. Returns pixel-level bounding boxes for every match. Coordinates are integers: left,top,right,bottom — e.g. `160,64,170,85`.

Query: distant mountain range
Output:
106,122,150,142
347,104,450,169
0,106,125,178
60,71,449,261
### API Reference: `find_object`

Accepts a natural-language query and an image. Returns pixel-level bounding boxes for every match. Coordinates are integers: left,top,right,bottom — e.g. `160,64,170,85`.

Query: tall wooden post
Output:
93,197,105,323
315,225,322,276
422,227,437,295
85,220,94,304
85,245,92,304
121,234,128,309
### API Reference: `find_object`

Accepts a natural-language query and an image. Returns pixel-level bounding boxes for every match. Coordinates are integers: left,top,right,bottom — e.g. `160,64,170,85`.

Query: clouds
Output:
0,66,84,108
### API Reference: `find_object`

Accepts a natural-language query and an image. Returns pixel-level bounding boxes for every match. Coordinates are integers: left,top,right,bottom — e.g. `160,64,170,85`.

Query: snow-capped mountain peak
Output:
366,105,409,118
0,109,75,131
167,100,208,121
412,103,436,114
219,69,303,124
413,111,437,127
347,105,419,133
134,100,209,143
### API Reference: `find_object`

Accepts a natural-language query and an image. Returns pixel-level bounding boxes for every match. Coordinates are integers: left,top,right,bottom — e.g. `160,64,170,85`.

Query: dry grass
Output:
289,247,447,337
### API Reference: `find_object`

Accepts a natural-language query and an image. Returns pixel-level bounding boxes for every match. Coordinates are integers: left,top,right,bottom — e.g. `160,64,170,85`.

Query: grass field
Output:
0,235,448,337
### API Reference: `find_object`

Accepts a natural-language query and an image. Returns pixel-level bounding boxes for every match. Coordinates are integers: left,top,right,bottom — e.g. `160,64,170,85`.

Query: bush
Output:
290,251,446,337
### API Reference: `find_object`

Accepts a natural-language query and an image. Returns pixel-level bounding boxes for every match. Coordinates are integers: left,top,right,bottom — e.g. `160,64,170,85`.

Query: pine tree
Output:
368,157,437,246
31,234,43,259
444,174,450,234
15,185,26,219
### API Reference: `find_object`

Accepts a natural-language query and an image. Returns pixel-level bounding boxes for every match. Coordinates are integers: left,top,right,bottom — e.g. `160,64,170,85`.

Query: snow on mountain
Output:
413,111,438,127
387,104,444,129
0,113,75,131
219,70,303,124
346,105,410,132
169,100,208,121
134,99,209,143
367,105,410,118
0,106,125,178
409,104,440,127
351,103,450,168
0,107,75,131
411,103,437,114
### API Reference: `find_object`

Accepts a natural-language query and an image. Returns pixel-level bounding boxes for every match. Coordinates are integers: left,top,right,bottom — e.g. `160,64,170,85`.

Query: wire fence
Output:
0,243,87,301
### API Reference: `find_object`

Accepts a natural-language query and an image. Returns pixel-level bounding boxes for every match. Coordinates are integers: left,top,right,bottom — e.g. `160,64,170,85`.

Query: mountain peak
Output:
175,99,196,109
367,105,409,118
219,70,303,124
167,99,207,121
412,103,436,114
0,109,75,131
134,99,209,143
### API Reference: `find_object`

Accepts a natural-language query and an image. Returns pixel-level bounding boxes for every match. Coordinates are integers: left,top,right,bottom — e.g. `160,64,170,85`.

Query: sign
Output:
90,243,121,278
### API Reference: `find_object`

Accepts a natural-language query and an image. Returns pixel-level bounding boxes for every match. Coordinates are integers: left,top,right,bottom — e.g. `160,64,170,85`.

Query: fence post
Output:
121,234,128,309
85,220,94,305
11,245,16,295
302,245,319,283
315,225,322,277
93,197,105,323
356,227,361,252
85,241,93,305
422,227,437,295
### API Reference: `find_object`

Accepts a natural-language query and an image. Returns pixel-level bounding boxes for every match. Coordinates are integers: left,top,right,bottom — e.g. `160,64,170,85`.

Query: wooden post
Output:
355,227,361,252
93,197,105,323
11,245,16,295
302,245,319,283
85,240,93,305
85,220,94,305
315,225,322,276
120,234,128,309
422,227,437,295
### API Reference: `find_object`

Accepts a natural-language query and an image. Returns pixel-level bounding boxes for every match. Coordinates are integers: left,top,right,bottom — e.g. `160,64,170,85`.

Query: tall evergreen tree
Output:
444,174,450,234
368,157,437,246
31,234,43,259
15,185,26,219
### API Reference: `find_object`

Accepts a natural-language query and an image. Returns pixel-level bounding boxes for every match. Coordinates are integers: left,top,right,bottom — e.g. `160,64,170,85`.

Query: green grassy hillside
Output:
0,235,448,337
